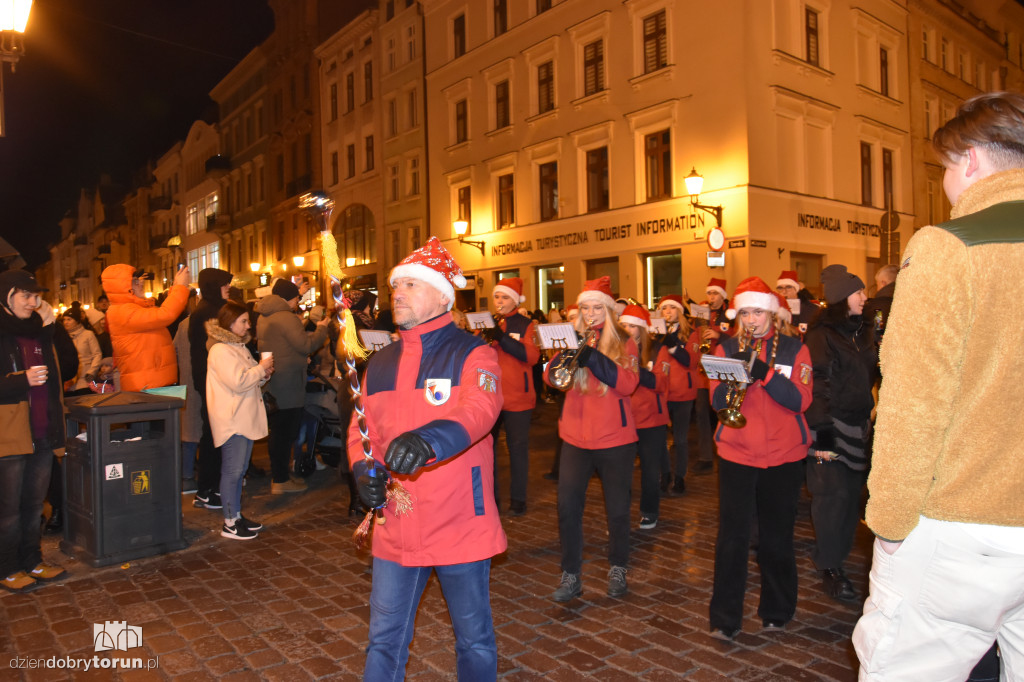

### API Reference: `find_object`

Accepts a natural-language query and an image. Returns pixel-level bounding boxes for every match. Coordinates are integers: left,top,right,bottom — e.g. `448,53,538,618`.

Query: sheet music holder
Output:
648,317,667,334
465,312,496,330
700,354,753,383
690,304,711,321
536,323,580,350
358,330,393,353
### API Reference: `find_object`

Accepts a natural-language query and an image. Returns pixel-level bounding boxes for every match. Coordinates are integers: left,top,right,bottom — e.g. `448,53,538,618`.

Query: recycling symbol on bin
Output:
130,471,150,495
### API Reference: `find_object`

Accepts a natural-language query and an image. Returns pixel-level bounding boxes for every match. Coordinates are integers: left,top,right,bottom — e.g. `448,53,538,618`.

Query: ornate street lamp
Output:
684,167,724,228
453,219,484,254
0,0,33,137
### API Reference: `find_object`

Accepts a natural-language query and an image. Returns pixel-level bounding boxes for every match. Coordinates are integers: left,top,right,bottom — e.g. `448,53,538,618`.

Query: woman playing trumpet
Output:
545,276,639,602
708,277,813,641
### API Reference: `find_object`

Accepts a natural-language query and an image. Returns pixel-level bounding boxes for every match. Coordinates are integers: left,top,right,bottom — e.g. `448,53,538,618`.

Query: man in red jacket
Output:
350,237,506,681
485,277,539,516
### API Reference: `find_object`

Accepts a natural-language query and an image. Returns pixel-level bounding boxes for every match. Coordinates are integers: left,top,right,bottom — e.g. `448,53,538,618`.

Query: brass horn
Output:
549,326,596,391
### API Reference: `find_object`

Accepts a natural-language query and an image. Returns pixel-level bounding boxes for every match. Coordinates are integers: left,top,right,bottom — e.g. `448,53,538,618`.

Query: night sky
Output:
0,0,275,267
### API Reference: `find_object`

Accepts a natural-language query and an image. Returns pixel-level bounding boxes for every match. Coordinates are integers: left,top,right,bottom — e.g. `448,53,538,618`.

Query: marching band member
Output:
775,270,820,336
546,276,639,602
621,305,670,530
487,277,540,516
656,295,705,485
708,277,813,640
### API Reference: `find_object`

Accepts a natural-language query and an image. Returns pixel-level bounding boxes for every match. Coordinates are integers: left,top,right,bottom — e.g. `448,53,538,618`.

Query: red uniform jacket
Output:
660,328,700,402
545,326,640,449
347,313,507,566
492,312,539,412
632,346,671,429
710,330,813,468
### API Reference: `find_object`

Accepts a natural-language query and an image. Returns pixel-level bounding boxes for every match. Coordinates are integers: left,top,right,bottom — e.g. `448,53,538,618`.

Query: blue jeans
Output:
365,557,496,682
0,443,53,577
219,435,253,521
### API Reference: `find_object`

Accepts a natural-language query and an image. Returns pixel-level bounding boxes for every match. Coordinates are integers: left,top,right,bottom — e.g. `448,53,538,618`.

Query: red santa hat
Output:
389,236,466,311
577,276,616,310
776,270,800,291
493,277,525,303
773,292,792,323
725,276,779,320
656,294,685,313
706,278,728,299
620,304,652,330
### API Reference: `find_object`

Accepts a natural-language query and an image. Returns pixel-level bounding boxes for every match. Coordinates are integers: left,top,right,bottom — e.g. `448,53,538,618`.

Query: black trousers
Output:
196,392,222,495
267,407,304,484
492,409,532,507
558,441,636,574
637,425,666,519
805,457,867,570
709,457,803,631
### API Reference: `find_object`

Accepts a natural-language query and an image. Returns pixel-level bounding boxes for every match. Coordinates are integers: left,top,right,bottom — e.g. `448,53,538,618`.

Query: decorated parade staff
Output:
486,277,540,516
348,237,506,681
775,270,820,335
621,304,670,529
708,277,813,641
546,276,639,602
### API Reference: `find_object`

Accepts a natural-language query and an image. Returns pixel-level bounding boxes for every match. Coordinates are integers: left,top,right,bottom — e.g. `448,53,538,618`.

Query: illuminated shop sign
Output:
797,212,880,237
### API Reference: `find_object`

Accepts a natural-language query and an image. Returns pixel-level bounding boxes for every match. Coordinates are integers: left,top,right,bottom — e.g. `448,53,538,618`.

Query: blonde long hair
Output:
572,302,633,394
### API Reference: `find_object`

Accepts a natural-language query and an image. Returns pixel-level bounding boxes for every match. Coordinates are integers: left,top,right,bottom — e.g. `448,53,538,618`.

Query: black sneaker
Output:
710,627,740,641
638,516,657,530
221,521,257,541
508,501,527,517
762,619,786,632
607,566,628,598
194,491,222,509
552,572,582,602
236,515,263,532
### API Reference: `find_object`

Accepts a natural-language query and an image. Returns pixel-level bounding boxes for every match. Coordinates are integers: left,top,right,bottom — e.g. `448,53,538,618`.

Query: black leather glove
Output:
575,344,595,367
812,427,836,452
384,431,435,475
353,460,388,509
662,333,681,349
749,358,769,382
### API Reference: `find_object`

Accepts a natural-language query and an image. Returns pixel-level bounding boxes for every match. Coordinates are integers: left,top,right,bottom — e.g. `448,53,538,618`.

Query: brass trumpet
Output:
717,328,758,429
477,313,504,343
549,327,596,391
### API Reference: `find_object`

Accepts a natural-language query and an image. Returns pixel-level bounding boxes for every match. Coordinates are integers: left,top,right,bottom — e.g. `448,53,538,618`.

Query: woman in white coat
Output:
61,308,101,394
205,301,274,540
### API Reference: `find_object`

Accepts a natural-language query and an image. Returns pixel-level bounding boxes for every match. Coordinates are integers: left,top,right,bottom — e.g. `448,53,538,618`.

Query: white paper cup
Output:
260,352,273,361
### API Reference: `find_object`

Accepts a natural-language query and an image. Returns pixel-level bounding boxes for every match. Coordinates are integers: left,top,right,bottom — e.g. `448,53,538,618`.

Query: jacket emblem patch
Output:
799,364,811,385
661,361,671,376
425,378,452,405
477,369,497,393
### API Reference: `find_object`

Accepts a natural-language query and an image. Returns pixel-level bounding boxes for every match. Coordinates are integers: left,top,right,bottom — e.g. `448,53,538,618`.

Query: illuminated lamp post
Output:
0,0,33,138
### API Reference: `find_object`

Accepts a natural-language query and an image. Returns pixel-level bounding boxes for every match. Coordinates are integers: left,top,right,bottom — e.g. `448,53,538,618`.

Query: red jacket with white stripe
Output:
632,345,671,429
710,330,813,468
545,325,640,449
347,312,507,566
491,312,540,412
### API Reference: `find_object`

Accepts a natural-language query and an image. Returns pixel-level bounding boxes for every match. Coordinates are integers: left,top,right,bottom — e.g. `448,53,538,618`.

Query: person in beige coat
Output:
854,92,1024,680
205,301,274,541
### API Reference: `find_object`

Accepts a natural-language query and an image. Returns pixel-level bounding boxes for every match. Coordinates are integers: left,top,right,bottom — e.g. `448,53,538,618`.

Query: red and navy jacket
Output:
491,311,540,412
710,330,813,468
347,312,507,566
658,327,700,402
545,325,640,449
632,345,670,429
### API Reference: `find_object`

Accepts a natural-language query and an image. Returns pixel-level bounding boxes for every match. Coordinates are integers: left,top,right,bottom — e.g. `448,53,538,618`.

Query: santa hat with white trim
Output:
656,294,685,313
389,236,466,311
725,276,780,320
577,276,616,310
620,304,652,330
776,270,801,291
706,278,728,299
493,277,525,303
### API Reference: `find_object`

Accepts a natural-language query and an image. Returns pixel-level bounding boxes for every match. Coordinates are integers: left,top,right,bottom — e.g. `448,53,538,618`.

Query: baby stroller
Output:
294,377,345,476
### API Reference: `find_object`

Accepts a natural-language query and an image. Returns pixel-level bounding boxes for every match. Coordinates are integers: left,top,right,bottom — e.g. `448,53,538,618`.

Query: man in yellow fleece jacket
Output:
854,92,1024,680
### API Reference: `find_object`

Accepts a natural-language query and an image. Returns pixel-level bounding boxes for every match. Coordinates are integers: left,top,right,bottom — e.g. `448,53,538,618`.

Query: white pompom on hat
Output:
389,236,467,311
725,276,780,320
493,277,525,303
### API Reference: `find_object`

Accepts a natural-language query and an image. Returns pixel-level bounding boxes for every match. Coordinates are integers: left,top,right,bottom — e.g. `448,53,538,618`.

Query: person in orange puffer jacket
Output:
100,263,191,392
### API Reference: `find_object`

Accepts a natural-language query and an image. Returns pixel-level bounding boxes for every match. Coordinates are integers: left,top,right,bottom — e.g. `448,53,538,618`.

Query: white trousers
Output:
853,516,1024,681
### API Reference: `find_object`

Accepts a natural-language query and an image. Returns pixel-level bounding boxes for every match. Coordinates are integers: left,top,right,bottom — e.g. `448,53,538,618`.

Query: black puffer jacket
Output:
0,309,65,455
804,309,878,437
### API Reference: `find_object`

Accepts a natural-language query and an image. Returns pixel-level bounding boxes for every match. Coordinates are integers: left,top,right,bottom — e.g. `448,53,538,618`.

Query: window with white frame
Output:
771,0,830,70
539,161,558,221
586,146,609,212
523,37,557,117
644,129,672,201
569,11,610,100
583,40,604,96
858,122,903,210
455,99,468,143
407,157,420,196
854,13,900,99
453,13,466,58
445,79,472,146
642,10,667,73
497,173,515,228
388,164,400,202
495,80,510,129
537,61,554,114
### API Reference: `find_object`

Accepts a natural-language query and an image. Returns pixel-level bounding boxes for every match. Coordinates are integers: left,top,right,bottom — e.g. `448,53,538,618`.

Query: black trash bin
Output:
60,392,187,567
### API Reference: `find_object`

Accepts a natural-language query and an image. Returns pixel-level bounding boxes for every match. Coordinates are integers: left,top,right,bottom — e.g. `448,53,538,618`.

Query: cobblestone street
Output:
2,400,871,680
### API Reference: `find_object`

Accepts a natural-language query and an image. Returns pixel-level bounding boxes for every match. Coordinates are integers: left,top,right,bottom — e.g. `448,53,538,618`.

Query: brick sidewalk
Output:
2,400,869,680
